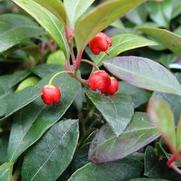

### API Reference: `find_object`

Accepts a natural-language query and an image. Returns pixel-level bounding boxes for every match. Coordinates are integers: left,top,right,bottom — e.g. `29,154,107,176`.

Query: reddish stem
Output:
167,155,177,167
81,59,100,70
170,163,181,175
75,50,83,71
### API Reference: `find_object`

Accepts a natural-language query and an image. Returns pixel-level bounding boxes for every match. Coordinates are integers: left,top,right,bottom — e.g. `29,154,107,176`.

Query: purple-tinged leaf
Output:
88,112,159,163
104,56,181,96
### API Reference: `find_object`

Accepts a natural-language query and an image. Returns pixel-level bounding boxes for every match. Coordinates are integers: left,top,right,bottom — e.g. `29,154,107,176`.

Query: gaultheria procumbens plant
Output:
0,0,180,180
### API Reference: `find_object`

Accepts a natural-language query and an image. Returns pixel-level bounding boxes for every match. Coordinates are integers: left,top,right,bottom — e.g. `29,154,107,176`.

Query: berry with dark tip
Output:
89,32,112,55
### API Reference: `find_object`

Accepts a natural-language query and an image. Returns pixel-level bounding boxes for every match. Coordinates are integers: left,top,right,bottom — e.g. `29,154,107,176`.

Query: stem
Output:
64,26,76,69
166,155,181,175
70,44,76,68
65,59,71,71
74,76,88,86
48,70,73,85
75,50,83,71
81,59,100,70
170,163,181,175
167,155,177,167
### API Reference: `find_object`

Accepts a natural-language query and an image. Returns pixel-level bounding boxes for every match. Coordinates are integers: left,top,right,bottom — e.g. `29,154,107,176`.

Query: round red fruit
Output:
89,32,112,55
41,85,61,105
105,77,119,95
88,70,111,93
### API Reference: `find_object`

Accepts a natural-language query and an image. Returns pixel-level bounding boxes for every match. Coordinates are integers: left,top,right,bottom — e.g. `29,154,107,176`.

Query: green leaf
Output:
126,4,148,25
34,0,67,23
12,0,68,56
152,91,181,123
46,50,66,65
86,90,134,136
64,0,95,27
104,56,181,96
144,146,181,180
0,70,30,96
138,26,181,55
172,0,181,18
0,75,50,120
16,76,40,92
147,0,173,28
121,82,151,108
8,74,81,161
88,112,159,163
94,33,157,66
68,159,143,181
0,87,40,120
75,0,145,51
32,64,62,78
148,99,176,149
22,119,79,181
0,135,8,164
0,14,44,53
0,162,13,181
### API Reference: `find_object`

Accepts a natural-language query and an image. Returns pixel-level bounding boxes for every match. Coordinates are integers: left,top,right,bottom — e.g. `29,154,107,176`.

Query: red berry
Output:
89,32,112,55
105,77,119,95
41,85,61,105
88,70,111,93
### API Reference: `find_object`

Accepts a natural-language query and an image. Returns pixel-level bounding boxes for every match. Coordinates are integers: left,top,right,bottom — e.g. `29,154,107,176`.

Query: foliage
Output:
0,0,181,180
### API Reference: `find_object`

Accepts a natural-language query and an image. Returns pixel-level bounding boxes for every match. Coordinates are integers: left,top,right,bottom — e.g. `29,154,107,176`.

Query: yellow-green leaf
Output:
139,26,181,55
148,99,176,149
75,0,145,51
35,0,67,24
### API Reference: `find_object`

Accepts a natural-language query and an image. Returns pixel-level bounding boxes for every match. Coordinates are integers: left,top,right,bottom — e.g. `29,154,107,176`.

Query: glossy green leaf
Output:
8,74,81,161
64,0,95,27
12,0,68,55
138,26,181,55
0,87,40,120
68,159,143,181
94,33,157,66
88,112,159,163
0,162,13,181
104,56,181,96
0,74,52,121
32,64,62,78
0,70,30,96
22,119,79,181
34,0,67,23
121,82,151,108
86,90,134,136
75,0,145,51
144,146,181,180
0,14,44,52
148,99,176,149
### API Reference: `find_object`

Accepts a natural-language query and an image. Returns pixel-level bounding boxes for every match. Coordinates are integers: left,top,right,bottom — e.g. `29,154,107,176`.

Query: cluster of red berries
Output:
88,70,119,95
88,33,118,94
41,32,115,105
